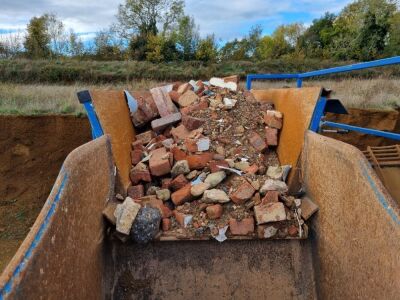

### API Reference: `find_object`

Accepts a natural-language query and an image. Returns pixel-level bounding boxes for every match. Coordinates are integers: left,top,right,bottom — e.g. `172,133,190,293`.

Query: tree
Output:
94,30,122,60
219,39,248,61
24,15,51,58
385,12,400,55
195,35,218,62
175,15,199,60
47,14,68,57
68,30,84,57
115,0,184,39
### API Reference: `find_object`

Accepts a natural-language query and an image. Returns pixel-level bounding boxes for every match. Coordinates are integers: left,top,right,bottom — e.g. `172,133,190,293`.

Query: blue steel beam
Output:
321,121,400,141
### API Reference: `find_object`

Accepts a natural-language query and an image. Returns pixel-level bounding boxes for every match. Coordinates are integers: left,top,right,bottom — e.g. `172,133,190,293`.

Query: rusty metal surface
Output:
251,87,321,185
302,131,400,299
107,239,316,300
91,90,136,190
0,136,115,299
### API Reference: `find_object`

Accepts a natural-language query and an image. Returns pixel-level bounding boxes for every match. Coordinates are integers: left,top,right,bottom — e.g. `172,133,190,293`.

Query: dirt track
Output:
0,109,399,273
0,115,91,271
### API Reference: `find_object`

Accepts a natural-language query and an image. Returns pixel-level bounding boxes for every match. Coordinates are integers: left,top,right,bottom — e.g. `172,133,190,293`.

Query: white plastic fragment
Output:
223,98,237,109
210,77,237,91
196,137,210,151
211,225,228,242
217,166,243,176
184,215,193,228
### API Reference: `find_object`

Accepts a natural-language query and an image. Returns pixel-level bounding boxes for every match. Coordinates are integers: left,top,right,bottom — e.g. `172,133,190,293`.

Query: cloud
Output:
0,0,353,41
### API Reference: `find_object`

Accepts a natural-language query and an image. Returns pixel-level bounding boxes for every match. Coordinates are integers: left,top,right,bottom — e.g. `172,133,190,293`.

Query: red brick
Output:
265,127,278,146
159,204,173,218
261,191,279,204
127,184,144,199
170,174,189,191
173,210,185,226
131,140,145,150
263,110,283,129
130,91,159,127
149,147,172,176
182,114,205,130
135,130,155,145
185,138,198,153
171,146,187,161
229,218,255,235
169,90,181,103
151,113,182,133
178,90,199,107
245,164,259,174
177,83,191,94
172,81,182,91
131,149,143,165
230,181,256,204
171,124,191,141
150,87,179,117
187,153,214,170
223,75,239,84
206,204,223,219
209,160,230,173
130,163,151,185
171,184,193,205
180,100,208,115
288,225,299,237
161,178,173,189
248,131,267,152
162,218,171,231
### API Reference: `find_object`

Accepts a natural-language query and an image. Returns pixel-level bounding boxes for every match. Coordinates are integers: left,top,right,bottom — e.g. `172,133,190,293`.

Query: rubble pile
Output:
103,75,318,243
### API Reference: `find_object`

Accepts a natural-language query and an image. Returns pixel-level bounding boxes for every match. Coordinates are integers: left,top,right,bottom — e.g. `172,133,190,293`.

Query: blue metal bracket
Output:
77,90,104,139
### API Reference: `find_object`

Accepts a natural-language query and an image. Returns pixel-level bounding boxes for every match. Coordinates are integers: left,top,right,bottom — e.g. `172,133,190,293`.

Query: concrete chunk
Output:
254,202,286,225
114,197,141,235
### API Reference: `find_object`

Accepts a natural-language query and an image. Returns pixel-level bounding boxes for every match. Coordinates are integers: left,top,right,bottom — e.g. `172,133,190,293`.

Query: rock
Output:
206,204,223,219
234,161,250,172
204,171,226,188
246,164,259,174
254,202,287,225
171,184,193,205
202,189,230,203
151,112,182,133
114,197,141,235
223,98,237,109
300,197,319,220
190,182,211,197
146,185,160,195
225,159,235,168
177,82,191,94
229,218,254,235
171,146,187,161
131,149,143,165
186,170,199,180
180,100,208,115
267,166,285,180
178,90,199,107
196,137,210,151
260,179,288,195
215,145,225,156
230,181,256,204
116,193,124,201
263,226,278,238
248,131,267,152
156,189,171,201
130,207,161,243
171,160,190,177
149,147,172,176
263,110,283,129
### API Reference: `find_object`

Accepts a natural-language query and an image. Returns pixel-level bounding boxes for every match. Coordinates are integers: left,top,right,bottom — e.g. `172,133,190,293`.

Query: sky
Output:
0,0,354,43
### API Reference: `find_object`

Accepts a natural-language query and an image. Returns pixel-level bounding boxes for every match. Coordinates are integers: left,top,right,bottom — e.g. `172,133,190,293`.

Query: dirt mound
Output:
324,108,399,150
0,115,91,272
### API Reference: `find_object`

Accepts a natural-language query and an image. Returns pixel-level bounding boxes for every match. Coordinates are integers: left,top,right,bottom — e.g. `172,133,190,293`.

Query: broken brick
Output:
245,164,259,174
265,127,278,146
263,110,283,129
254,202,286,225
171,146,187,161
161,178,173,189
131,149,143,165
177,83,191,94
171,124,191,141
180,100,208,115
248,131,267,152
288,225,299,237
178,90,199,107
229,218,254,235
185,138,199,153
169,90,181,104
182,114,205,131
187,153,214,170
130,163,151,185
135,130,155,145
170,174,189,191
130,91,159,127
230,181,256,204
209,160,230,173
206,204,223,219
171,184,193,206
127,184,144,199
173,210,185,226
151,112,182,133
149,147,172,176
261,190,279,205
150,87,178,117
162,218,171,231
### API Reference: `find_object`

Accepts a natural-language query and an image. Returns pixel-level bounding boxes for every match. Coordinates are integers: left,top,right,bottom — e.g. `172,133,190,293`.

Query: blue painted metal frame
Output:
246,56,400,90
246,56,400,141
83,102,104,139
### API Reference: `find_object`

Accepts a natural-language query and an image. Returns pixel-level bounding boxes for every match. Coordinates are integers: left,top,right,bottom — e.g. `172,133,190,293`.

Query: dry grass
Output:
252,78,400,110
0,78,399,115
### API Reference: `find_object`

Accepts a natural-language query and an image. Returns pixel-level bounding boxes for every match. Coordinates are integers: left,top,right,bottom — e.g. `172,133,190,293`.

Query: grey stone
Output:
260,179,288,195
156,189,171,201
114,197,141,235
130,207,161,244
204,171,226,188
191,182,211,197
202,189,230,203
264,226,278,238
254,202,287,225
171,160,190,177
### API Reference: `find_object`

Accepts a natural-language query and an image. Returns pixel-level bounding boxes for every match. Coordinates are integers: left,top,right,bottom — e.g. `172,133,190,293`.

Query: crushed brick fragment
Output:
229,218,254,235
151,112,182,133
171,184,193,205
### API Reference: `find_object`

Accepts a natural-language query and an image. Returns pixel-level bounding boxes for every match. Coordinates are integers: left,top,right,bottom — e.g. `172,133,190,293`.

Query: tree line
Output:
0,0,399,62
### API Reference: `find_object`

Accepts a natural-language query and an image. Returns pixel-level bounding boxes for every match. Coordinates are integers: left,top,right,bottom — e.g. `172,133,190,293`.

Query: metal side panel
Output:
302,131,400,299
0,136,115,300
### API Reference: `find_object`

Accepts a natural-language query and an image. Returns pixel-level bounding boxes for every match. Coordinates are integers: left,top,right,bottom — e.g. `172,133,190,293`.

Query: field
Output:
0,78,399,115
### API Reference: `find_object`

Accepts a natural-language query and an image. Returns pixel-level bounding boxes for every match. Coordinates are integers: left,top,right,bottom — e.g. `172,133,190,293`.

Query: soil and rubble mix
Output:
103,75,318,243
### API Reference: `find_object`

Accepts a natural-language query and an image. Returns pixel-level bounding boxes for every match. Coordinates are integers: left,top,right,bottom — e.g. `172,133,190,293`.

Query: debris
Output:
149,147,172,176
156,189,171,201
151,112,182,132
230,181,256,204
114,197,141,235
130,207,161,243
212,225,229,242
210,77,237,91
178,90,199,107
229,218,255,235
204,171,226,188
128,184,145,199
223,98,237,109
202,189,230,203
171,160,190,177
206,204,223,219
260,179,288,194
196,137,210,151
171,184,193,205
190,182,210,197
263,226,278,238
254,202,287,225
263,110,283,129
